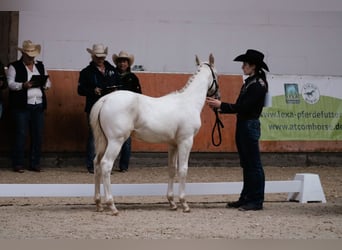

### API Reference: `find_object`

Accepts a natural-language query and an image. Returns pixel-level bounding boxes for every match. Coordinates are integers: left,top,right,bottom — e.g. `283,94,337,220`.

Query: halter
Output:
203,63,224,147
204,63,219,98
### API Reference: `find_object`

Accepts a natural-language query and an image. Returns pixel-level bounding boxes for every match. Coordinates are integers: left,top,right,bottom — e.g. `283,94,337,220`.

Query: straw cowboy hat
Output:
86,44,108,57
17,40,41,57
112,51,134,66
234,49,269,71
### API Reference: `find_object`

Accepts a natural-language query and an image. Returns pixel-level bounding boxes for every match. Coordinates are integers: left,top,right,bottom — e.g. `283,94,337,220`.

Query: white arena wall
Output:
12,0,342,76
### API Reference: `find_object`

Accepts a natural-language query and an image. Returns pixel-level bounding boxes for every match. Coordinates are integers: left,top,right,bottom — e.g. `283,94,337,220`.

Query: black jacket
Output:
116,71,142,94
220,75,267,120
78,61,117,113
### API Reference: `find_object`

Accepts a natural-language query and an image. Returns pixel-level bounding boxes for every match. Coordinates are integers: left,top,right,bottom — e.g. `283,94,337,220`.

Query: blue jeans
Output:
119,137,131,171
86,115,95,170
11,104,44,168
235,119,265,206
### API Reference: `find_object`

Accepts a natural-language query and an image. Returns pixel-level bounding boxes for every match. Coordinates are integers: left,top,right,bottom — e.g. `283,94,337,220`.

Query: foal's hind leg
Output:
167,145,178,210
101,141,122,215
94,154,104,212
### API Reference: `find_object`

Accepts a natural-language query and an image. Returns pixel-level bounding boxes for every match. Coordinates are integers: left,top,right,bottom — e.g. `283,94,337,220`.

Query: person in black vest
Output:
0,60,8,119
7,40,51,173
206,49,269,211
78,44,118,174
112,51,142,172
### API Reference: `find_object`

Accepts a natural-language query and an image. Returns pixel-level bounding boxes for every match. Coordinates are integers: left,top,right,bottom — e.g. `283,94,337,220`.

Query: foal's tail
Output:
90,97,108,161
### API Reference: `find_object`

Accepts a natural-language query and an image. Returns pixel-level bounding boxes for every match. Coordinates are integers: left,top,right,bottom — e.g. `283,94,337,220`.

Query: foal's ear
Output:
195,55,201,66
209,53,214,66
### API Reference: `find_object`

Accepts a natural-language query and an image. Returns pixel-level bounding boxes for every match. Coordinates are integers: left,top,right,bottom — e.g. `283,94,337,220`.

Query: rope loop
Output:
211,108,224,146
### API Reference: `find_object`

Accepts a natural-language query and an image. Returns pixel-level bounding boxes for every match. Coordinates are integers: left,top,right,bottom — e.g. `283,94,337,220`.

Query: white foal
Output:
90,54,220,215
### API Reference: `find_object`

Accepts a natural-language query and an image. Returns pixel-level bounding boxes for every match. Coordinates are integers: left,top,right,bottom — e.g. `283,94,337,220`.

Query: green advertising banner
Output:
260,75,342,141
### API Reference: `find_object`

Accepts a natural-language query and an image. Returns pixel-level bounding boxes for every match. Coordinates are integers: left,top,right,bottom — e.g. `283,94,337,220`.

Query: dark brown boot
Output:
226,200,245,208
28,165,41,172
13,166,25,173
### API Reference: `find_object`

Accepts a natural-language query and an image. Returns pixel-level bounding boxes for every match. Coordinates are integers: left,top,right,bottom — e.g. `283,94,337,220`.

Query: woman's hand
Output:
23,81,33,89
94,87,102,96
206,97,221,109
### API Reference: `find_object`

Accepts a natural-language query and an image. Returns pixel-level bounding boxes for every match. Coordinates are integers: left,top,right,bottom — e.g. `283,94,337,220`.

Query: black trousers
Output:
235,119,265,206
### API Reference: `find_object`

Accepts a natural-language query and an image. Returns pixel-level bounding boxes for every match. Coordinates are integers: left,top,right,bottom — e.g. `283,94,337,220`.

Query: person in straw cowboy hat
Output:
112,51,142,172
78,43,118,173
7,40,52,173
207,49,269,211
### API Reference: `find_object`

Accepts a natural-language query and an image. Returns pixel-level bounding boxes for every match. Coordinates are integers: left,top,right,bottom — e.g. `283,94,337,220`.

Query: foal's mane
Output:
172,63,207,95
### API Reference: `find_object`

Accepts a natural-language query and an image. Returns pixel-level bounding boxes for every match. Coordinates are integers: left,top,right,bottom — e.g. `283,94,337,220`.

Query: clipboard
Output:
30,75,49,88
101,85,123,95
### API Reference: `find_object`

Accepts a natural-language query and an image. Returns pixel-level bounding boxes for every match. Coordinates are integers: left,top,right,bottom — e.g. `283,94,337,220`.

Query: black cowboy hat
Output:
234,49,269,71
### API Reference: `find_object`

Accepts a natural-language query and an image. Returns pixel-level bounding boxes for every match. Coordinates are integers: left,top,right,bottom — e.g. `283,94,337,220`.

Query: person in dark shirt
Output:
206,49,269,211
112,51,142,172
78,44,118,173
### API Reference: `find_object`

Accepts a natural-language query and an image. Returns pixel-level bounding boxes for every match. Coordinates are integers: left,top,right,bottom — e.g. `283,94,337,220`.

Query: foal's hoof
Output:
95,204,104,212
183,207,191,213
180,199,190,213
111,210,119,216
169,204,178,211
96,207,104,212
168,197,178,210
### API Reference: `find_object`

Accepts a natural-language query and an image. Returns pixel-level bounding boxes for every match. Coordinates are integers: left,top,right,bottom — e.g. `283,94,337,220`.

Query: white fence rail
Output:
0,173,326,203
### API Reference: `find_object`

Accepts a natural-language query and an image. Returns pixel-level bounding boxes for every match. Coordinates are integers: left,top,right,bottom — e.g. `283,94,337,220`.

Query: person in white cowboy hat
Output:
112,50,142,172
7,40,52,173
78,43,118,173
207,49,269,211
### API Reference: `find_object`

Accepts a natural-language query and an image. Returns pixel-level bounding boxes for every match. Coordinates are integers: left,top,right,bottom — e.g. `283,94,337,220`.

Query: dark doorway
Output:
0,11,19,66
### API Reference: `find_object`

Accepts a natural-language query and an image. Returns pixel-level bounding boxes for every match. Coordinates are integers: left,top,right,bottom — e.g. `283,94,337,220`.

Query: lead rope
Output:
211,108,224,146
204,62,224,146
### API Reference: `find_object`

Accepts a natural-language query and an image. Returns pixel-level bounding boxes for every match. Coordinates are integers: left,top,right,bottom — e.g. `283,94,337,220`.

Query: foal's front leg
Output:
178,139,193,212
167,145,178,210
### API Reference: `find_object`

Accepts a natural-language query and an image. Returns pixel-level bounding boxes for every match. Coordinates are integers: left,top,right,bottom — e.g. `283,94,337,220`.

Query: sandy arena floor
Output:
0,164,341,239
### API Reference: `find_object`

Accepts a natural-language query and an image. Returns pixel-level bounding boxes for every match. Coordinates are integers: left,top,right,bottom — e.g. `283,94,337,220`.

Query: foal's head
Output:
195,54,220,99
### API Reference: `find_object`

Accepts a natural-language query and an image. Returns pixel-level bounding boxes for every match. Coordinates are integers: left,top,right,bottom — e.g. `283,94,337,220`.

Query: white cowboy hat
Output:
17,40,41,57
86,44,108,57
112,51,134,66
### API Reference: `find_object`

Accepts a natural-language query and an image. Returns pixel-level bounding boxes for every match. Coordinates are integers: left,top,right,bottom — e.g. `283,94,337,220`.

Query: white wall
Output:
15,0,342,75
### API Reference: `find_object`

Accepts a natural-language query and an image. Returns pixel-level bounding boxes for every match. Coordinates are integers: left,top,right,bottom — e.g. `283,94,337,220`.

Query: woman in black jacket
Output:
112,51,142,172
206,49,269,211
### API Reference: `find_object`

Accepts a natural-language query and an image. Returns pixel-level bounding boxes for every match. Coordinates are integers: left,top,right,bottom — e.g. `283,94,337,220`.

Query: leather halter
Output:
204,63,219,97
